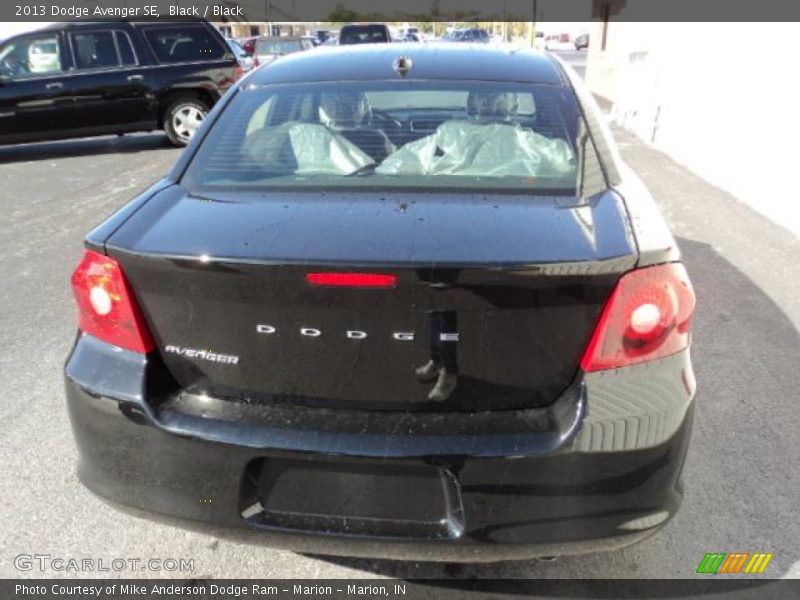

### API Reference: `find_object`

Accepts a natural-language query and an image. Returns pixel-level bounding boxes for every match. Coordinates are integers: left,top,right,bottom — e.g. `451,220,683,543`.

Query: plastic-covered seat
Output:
243,122,374,175
377,120,574,178
318,92,395,162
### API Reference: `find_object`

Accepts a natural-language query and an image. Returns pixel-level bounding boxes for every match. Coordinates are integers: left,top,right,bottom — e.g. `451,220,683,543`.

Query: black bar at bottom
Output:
0,579,792,600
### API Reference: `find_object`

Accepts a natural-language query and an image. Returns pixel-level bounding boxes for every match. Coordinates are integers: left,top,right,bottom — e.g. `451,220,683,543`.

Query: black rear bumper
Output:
65,335,694,562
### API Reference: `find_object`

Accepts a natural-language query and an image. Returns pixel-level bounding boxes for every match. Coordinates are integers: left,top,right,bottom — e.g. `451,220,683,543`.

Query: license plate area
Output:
241,456,464,540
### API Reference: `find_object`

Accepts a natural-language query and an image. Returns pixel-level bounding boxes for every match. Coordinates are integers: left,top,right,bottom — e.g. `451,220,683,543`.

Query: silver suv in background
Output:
253,37,314,67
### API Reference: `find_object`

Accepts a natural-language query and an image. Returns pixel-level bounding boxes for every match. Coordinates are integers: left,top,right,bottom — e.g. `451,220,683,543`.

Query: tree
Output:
326,2,360,24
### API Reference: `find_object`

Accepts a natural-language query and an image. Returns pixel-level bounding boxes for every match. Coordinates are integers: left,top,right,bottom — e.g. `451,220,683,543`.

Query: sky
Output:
0,22,52,40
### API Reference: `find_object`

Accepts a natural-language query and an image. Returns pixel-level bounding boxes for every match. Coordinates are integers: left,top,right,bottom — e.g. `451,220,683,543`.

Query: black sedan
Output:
66,44,696,562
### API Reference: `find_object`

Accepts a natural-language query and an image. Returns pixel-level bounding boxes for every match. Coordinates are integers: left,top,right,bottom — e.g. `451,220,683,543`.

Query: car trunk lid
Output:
106,185,636,411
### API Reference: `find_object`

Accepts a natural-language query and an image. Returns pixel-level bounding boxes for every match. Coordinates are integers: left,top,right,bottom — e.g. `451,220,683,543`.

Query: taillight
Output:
580,263,695,372
306,272,398,288
70,250,154,353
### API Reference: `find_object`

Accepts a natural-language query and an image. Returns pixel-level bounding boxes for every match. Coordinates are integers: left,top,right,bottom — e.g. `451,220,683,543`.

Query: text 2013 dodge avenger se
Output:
65,44,696,562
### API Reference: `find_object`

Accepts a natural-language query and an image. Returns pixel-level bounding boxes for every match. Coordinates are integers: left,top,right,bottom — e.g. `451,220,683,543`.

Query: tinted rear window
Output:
72,31,119,69
340,26,390,44
182,79,608,196
143,26,225,63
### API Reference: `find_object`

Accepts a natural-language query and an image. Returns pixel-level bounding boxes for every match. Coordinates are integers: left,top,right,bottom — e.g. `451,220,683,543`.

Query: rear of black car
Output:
64,47,696,561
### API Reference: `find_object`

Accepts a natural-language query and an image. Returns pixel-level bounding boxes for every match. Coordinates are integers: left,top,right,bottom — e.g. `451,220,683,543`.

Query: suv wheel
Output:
164,96,209,146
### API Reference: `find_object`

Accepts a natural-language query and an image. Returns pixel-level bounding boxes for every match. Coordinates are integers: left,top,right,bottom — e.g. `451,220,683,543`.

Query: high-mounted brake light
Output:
580,263,695,372
70,250,155,353
306,272,398,288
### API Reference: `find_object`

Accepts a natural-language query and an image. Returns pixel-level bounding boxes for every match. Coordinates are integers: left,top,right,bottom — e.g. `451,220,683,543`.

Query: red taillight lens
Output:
70,250,154,353
580,263,695,372
306,272,398,288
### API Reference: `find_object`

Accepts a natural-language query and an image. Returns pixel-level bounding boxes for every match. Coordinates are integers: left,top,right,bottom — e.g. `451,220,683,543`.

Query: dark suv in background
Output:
442,28,491,43
0,20,241,146
338,24,392,45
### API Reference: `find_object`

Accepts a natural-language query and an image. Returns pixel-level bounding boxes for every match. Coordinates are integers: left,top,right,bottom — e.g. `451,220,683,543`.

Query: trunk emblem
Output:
257,325,458,343
164,345,239,365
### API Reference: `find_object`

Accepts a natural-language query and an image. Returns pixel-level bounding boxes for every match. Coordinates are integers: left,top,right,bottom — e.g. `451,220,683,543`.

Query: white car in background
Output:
28,38,60,73
402,26,425,41
226,38,254,72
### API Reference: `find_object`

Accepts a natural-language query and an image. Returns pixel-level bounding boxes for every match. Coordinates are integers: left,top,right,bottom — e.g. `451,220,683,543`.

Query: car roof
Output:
250,43,563,85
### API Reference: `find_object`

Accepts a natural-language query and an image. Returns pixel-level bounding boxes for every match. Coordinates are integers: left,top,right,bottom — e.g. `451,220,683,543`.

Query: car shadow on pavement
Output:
96,236,797,584
0,133,172,164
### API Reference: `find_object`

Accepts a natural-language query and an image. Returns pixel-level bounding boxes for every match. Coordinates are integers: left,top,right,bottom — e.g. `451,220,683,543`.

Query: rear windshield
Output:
183,80,596,194
340,26,390,44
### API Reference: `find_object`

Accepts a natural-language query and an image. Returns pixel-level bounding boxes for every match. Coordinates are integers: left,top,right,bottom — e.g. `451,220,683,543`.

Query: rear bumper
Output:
65,335,695,562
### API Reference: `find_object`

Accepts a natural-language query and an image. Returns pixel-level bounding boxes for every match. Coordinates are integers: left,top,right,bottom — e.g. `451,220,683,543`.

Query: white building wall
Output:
586,22,800,236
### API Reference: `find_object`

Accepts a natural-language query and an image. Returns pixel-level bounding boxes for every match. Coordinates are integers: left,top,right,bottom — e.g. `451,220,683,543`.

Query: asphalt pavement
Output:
551,48,587,79
0,53,798,580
